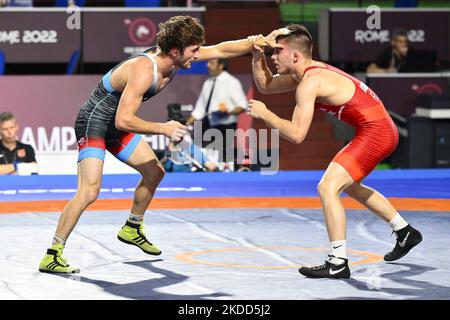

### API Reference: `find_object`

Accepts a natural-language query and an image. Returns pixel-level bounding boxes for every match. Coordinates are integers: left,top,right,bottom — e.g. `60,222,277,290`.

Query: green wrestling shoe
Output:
117,221,162,255
38,243,80,274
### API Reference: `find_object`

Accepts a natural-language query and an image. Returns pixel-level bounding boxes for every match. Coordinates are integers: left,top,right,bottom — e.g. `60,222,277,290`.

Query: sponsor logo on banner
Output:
123,17,157,55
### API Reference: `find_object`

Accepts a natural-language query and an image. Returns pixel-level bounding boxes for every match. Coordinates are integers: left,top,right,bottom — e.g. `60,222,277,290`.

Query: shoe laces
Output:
311,260,330,270
391,230,399,240
55,251,69,266
138,224,146,236
137,225,153,245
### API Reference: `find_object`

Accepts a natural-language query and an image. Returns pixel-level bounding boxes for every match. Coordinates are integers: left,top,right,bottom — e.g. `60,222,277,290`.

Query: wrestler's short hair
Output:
277,24,313,58
157,15,205,55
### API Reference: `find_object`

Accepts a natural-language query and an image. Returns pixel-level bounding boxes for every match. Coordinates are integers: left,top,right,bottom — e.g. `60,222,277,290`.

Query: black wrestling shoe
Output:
384,225,422,261
299,255,351,279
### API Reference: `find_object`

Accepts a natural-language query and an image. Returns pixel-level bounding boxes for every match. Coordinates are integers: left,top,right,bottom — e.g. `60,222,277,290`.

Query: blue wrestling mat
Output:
1,169,450,202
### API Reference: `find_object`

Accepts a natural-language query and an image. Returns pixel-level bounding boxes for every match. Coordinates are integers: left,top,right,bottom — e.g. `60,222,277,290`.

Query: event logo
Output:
355,29,389,44
355,6,426,44
355,29,426,44
123,18,157,55
412,83,444,94
125,18,157,46
0,30,58,44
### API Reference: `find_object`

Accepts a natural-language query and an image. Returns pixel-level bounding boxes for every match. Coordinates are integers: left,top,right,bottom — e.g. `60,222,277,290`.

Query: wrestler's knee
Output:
77,182,101,206
142,162,165,187
317,178,342,198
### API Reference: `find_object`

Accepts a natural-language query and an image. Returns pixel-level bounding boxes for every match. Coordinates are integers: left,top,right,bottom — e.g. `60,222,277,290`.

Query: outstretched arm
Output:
197,38,257,61
197,29,287,61
247,77,317,144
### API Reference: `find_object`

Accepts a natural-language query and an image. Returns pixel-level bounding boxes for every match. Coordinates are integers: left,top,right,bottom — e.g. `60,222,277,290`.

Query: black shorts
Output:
74,81,141,162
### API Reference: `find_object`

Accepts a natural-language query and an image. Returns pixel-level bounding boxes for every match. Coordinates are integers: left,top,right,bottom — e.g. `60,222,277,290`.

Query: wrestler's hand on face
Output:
264,28,288,49
247,99,268,120
163,120,187,142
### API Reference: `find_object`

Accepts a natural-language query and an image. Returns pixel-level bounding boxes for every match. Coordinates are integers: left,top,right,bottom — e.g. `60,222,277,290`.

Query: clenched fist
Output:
246,99,268,120
162,120,187,142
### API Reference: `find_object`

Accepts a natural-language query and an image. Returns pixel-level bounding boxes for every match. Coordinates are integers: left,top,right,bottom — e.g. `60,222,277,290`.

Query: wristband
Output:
13,161,18,172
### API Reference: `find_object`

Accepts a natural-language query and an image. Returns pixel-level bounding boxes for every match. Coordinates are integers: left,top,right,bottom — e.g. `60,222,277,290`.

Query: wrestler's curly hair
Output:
157,16,205,55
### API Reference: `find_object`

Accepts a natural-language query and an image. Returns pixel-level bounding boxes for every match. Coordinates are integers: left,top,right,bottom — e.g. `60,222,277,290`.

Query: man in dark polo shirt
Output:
0,112,37,175
366,28,414,73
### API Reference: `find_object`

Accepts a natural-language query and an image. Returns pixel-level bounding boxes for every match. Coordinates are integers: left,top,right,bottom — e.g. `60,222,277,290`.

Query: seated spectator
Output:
161,103,218,172
0,112,37,175
161,135,218,172
367,28,413,73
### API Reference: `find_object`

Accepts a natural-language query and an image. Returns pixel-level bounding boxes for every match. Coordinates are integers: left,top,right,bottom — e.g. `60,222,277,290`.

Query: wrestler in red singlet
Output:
304,64,399,182
248,24,422,279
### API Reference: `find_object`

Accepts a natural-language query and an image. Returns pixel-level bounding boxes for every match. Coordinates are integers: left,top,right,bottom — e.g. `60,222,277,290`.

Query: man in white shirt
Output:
187,58,248,161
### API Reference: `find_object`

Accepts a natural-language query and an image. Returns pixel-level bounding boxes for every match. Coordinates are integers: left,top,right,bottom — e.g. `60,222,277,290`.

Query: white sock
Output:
388,213,408,232
52,233,66,245
329,240,347,265
128,213,144,224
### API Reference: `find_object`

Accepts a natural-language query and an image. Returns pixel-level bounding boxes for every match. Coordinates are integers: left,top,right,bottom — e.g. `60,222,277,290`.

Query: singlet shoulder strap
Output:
102,50,158,94
304,64,328,74
137,53,159,94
